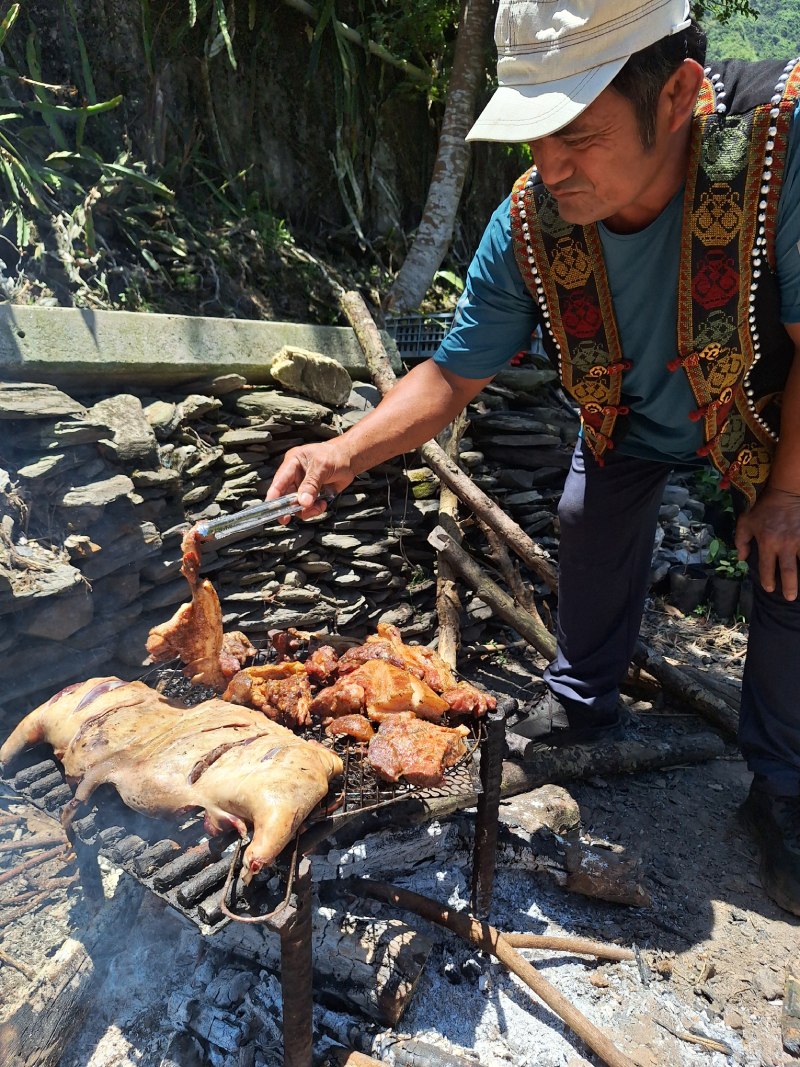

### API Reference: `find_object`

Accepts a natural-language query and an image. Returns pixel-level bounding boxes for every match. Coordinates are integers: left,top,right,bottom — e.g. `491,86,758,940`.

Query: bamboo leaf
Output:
25,95,123,117
214,0,237,68
0,5,20,50
140,247,161,271
101,161,174,196
189,0,197,28
26,31,67,150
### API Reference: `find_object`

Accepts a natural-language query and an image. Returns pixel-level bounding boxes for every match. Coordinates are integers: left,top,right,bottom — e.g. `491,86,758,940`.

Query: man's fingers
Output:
734,518,752,561
779,551,799,601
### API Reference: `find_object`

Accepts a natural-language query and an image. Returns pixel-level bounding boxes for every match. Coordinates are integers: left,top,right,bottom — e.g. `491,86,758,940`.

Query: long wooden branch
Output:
436,412,467,669
339,289,559,592
340,879,638,1067
428,524,557,661
632,642,738,736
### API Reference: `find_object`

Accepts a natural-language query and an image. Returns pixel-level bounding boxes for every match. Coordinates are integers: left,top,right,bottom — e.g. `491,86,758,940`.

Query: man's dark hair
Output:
611,20,708,149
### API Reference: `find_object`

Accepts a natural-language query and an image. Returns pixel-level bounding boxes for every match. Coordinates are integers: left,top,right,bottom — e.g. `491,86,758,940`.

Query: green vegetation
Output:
702,0,800,62
706,537,749,578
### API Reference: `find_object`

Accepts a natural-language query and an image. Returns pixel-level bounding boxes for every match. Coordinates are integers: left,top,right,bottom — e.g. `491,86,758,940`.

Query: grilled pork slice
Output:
0,678,343,882
324,714,375,743
336,624,494,714
310,660,450,722
368,713,470,787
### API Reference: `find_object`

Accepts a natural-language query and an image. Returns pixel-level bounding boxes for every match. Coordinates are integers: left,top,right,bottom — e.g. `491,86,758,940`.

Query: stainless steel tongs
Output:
194,489,334,543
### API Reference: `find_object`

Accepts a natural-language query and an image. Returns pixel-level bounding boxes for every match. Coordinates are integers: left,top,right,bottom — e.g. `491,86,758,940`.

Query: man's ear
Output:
662,58,706,133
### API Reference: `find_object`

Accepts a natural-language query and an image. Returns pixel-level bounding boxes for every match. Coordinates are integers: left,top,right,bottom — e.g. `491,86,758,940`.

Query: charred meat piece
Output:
304,645,339,685
220,630,257,678
324,714,375,743
311,660,449,722
441,682,496,717
0,678,342,883
223,662,312,727
368,713,470,787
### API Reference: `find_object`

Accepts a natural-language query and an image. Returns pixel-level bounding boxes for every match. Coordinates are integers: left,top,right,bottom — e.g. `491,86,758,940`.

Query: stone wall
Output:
0,352,569,726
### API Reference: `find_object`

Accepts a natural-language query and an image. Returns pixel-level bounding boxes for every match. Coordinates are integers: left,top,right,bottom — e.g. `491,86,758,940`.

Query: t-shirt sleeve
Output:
433,195,541,378
776,100,800,323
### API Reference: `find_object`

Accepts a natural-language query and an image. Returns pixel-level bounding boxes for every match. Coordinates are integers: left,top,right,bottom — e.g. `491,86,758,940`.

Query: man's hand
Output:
267,440,356,523
735,486,800,600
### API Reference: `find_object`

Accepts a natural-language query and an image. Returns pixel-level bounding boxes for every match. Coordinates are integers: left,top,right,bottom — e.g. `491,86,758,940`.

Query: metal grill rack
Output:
1,707,506,1067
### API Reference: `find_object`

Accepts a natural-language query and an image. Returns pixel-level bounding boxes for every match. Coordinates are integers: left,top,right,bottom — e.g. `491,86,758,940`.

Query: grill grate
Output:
1,719,483,933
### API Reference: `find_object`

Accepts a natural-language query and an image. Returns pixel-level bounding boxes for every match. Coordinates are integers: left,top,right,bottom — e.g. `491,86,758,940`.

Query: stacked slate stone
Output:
0,357,711,728
0,358,576,725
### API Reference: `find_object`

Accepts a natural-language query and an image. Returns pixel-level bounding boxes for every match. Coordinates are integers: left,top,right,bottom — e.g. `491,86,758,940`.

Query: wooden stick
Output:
339,289,559,592
0,946,36,981
429,524,557,661
342,879,638,1067
328,1049,385,1067
0,896,46,929
632,642,738,736
480,520,552,639
0,833,67,854
436,412,468,669
0,845,72,888
503,932,634,962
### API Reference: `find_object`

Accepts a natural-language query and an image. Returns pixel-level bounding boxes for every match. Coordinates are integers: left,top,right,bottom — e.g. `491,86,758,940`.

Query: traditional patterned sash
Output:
510,60,800,502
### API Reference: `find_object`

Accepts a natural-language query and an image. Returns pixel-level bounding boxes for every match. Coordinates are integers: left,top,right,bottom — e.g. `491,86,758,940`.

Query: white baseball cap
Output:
467,0,691,143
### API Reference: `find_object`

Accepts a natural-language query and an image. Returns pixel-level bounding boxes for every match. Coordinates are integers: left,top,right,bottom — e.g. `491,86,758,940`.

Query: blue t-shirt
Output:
435,103,800,466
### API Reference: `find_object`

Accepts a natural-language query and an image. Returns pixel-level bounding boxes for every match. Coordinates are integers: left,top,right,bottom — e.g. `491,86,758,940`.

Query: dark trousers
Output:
544,439,800,797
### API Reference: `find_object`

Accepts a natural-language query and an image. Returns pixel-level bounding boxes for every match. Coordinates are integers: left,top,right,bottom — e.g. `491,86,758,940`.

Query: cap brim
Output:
466,56,628,143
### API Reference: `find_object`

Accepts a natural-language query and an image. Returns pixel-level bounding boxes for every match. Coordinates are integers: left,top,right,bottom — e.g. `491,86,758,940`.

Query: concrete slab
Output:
0,304,401,389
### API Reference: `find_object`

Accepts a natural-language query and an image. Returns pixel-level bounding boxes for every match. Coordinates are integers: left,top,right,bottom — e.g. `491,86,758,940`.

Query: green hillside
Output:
704,0,800,62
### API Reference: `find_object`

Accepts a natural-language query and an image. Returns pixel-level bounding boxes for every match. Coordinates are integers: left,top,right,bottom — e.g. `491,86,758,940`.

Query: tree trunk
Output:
385,0,495,313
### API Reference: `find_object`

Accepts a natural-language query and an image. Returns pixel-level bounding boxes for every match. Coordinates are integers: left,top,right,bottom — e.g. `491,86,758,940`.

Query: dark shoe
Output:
740,785,800,918
507,689,626,747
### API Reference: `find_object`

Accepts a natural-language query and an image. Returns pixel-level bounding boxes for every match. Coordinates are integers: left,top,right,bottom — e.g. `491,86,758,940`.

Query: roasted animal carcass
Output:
223,663,313,728
0,678,343,882
146,528,255,689
311,660,450,722
368,713,470,787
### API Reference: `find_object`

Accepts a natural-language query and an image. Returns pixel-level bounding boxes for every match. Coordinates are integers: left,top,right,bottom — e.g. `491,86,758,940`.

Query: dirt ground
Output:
0,600,798,1067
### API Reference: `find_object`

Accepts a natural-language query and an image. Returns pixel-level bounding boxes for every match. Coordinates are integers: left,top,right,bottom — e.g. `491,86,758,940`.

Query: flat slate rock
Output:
233,390,331,426
0,383,85,419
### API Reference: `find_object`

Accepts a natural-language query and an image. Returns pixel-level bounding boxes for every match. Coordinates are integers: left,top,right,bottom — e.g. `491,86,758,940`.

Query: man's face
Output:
528,84,679,232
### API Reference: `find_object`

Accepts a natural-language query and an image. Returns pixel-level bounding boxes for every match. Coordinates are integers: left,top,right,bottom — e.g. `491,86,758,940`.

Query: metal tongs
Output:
194,489,334,543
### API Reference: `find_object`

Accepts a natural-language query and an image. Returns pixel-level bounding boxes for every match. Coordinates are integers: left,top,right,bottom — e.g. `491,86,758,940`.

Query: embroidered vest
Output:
509,59,800,504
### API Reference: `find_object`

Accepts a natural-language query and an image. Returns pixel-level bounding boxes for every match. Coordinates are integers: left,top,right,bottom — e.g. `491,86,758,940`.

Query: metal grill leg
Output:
471,708,505,919
278,857,314,1067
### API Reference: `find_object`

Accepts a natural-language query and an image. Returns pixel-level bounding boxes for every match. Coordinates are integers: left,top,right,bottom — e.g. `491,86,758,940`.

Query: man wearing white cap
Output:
270,2,800,917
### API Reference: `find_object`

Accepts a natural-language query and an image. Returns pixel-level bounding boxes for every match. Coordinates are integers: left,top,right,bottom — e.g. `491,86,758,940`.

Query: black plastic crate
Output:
384,312,454,359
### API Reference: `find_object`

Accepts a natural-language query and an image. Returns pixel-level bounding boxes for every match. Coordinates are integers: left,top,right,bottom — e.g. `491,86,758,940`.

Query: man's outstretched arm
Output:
267,358,494,518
